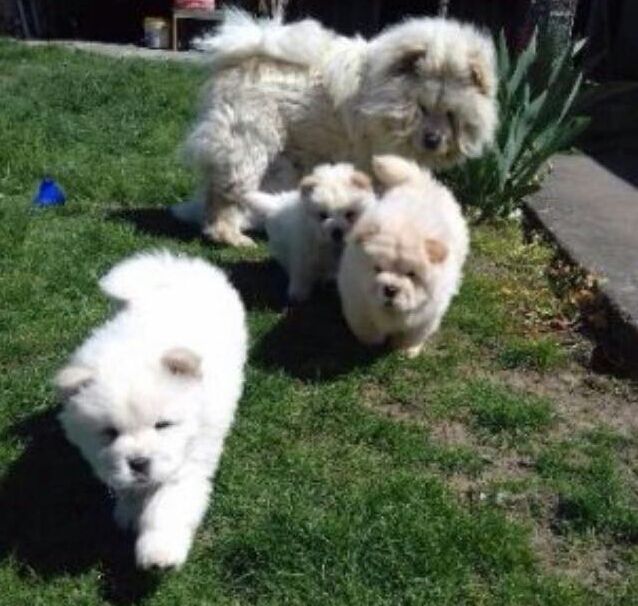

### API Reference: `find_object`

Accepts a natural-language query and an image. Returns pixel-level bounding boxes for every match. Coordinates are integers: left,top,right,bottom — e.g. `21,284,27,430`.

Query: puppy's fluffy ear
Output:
424,238,448,264
300,176,318,198
162,348,202,379
372,155,425,188
350,170,372,191
469,57,492,97
351,219,380,245
390,47,426,77
55,365,94,398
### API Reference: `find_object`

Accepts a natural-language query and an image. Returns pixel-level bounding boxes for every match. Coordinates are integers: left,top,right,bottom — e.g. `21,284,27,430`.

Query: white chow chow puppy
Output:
55,251,247,569
244,162,374,303
181,9,497,246
337,155,469,357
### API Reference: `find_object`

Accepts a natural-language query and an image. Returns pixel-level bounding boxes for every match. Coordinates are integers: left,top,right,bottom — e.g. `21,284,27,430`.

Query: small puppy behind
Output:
245,163,374,303
337,155,469,357
56,251,247,569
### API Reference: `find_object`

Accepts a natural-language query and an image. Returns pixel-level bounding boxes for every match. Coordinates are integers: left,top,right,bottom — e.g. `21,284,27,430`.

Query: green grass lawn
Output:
1,40,637,606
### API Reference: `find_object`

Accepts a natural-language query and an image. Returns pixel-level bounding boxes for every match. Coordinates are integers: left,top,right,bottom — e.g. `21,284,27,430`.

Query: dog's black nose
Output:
384,285,398,299
128,457,150,475
331,228,343,243
423,132,442,150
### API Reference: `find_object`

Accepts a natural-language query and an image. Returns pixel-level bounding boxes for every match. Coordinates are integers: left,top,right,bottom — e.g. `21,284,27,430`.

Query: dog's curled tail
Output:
242,190,292,219
192,8,339,69
99,250,227,304
371,155,433,189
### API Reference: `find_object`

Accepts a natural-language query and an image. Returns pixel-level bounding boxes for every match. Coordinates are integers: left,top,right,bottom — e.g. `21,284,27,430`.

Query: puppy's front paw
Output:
232,233,257,248
135,530,191,570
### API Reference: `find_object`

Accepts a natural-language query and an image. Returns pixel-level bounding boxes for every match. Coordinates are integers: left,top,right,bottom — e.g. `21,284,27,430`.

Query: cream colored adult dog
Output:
337,156,469,357
181,10,497,246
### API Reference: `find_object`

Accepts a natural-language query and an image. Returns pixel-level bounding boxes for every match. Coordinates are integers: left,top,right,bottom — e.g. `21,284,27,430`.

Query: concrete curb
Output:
23,39,211,63
524,154,638,368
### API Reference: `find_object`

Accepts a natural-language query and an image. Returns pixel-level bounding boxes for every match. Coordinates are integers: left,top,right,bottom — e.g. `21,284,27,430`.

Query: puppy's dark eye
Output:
374,265,382,274
101,426,119,442
344,210,358,222
318,211,329,221
406,271,417,279
155,420,173,430
420,104,429,116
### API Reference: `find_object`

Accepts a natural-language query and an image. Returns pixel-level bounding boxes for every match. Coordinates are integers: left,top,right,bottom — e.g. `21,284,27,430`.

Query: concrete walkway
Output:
525,154,638,365
24,39,210,63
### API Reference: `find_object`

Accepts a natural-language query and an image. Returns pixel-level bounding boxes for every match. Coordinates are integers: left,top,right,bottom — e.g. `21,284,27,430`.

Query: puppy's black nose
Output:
331,228,343,243
128,457,150,475
384,285,398,299
423,132,442,150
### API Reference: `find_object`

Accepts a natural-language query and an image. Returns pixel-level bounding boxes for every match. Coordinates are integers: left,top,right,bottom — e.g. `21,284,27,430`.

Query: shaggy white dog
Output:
180,9,497,247
244,162,374,302
56,251,247,569
337,155,469,357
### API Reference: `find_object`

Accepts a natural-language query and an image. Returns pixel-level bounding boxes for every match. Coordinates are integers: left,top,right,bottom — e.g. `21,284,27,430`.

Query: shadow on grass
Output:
251,286,383,382
108,206,380,378
108,208,286,312
108,207,201,243
108,207,267,247
0,409,161,605
221,258,288,313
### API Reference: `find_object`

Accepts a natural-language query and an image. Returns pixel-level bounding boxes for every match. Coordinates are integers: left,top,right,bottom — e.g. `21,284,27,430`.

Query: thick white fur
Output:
180,11,497,247
244,163,374,302
193,8,345,70
56,251,247,569
337,155,469,357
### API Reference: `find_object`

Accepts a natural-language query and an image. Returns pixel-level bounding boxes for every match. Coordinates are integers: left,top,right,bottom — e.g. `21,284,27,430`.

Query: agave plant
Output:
445,30,590,220
258,0,290,18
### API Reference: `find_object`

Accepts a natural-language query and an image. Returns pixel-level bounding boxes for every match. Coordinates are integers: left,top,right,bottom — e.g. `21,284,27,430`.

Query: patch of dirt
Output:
446,451,535,501
521,490,630,592
443,363,637,590
491,364,638,438
363,359,637,592
359,383,425,422
455,472,631,592
428,420,474,448
531,526,630,591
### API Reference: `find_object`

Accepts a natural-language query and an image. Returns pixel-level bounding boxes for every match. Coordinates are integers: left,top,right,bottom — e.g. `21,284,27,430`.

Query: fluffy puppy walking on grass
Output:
181,9,497,247
56,251,247,570
244,163,374,303
338,155,469,357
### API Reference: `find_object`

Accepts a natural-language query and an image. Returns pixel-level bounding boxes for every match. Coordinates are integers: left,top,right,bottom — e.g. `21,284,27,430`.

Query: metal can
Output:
144,17,170,49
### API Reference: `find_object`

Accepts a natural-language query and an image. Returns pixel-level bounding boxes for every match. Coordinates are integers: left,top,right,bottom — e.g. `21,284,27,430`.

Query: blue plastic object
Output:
33,177,66,207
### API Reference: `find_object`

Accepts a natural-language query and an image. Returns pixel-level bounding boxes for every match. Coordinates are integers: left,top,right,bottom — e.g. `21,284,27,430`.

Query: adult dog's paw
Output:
404,343,424,358
135,530,191,570
203,224,256,248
